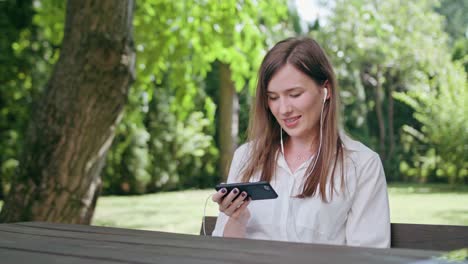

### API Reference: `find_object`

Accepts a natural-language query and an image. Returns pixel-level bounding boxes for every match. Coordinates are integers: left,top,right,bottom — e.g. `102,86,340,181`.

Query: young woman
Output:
211,37,390,248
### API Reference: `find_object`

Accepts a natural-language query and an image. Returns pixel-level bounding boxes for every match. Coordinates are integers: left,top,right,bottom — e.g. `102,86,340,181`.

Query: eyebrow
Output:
267,86,303,94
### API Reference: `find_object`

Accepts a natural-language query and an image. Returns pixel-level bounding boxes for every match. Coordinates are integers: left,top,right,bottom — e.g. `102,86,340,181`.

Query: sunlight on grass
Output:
0,185,465,234
91,184,468,235
92,189,219,234
388,185,468,225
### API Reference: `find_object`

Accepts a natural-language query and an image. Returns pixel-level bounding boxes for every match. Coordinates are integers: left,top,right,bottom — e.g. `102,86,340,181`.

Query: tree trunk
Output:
387,83,395,160
219,63,239,181
0,0,135,224
374,67,386,160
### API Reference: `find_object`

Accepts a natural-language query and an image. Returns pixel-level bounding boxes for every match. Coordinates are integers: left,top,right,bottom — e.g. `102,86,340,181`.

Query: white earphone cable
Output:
202,193,214,236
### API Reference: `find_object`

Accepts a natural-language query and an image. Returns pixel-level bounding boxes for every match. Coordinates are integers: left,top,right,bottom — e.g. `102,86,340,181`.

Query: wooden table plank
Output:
2,222,442,259
0,246,125,264
10,222,445,257
0,231,240,264
0,222,446,264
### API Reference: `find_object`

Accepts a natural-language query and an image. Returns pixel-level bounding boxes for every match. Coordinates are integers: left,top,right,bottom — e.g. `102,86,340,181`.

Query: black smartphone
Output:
215,181,278,200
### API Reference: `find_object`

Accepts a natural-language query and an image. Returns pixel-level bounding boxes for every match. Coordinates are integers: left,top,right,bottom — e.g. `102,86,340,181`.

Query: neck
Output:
285,130,320,157
291,123,320,147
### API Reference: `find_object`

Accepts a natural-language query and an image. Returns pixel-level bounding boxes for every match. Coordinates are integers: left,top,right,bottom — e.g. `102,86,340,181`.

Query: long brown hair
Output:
241,37,344,201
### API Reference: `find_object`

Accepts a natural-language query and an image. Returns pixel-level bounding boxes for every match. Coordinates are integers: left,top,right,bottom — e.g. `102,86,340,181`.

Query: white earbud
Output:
280,128,284,154
323,88,328,103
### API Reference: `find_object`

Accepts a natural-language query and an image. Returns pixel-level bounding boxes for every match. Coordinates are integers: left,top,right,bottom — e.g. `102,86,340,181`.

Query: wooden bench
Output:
200,216,468,251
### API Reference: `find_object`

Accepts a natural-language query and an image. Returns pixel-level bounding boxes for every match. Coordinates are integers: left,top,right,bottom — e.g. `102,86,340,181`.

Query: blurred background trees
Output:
314,0,467,183
0,0,466,208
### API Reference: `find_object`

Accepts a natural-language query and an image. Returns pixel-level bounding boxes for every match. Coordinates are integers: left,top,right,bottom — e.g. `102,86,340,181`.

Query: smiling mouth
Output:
283,116,301,126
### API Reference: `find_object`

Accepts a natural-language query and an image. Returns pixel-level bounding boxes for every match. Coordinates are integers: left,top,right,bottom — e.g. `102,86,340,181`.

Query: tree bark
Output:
0,0,135,224
219,63,239,181
374,67,386,160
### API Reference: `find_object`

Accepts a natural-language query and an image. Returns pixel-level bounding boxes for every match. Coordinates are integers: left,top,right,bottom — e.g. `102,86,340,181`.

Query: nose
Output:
279,97,292,116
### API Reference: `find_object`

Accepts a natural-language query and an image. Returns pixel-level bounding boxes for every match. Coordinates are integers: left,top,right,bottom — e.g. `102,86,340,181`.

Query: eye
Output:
290,93,302,98
267,94,279,100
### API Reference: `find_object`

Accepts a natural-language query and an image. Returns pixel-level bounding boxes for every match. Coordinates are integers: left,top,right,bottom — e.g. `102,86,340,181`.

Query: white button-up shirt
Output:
212,133,390,248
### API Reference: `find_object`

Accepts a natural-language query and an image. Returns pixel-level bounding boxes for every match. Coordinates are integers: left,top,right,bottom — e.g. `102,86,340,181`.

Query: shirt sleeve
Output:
211,144,248,237
345,152,391,248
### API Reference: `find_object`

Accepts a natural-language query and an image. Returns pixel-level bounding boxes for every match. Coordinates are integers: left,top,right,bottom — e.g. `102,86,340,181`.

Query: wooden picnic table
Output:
0,221,449,264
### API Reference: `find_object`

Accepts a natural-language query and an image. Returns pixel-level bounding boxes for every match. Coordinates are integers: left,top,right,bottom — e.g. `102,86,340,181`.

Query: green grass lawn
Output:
92,184,468,234
387,184,468,226
1,184,467,235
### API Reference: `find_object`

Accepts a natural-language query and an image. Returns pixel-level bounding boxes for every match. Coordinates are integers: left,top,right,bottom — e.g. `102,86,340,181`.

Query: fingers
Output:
220,188,240,211
212,188,228,203
212,187,250,217
231,197,251,219
223,191,249,216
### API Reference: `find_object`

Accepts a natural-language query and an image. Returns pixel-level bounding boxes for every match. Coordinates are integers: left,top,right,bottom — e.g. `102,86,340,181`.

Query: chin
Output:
284,130,304,138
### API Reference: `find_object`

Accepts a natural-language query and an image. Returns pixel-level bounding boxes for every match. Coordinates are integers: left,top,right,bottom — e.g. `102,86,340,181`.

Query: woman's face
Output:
267,64,326,143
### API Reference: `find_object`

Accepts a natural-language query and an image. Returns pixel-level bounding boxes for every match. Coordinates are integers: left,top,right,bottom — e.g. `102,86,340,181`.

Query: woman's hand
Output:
212,187,251,238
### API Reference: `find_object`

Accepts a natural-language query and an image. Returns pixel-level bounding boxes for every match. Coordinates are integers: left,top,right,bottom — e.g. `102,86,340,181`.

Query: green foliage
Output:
434,0,468,72
440,248,468,263
317,0,449,120
32,0,65,46
101,0,288,194
1,0,288,195
314,0,462,181
144,85,218,192
2,0,465,195
0,0,60,196
452,38,468,73
103,115,151,194
394,62,468,183
133,0,287,107
434,0,468,42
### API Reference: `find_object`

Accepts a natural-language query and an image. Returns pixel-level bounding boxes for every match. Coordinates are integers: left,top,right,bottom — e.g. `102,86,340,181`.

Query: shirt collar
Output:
276,149,315,175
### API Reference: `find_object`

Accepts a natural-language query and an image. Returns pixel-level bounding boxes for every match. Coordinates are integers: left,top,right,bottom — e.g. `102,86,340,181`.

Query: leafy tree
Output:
314,0,455,181
0,0,135,223
395,62,467,183
103,0,288,193
434,0,468,73
434,0,467,42
0,0,288,197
